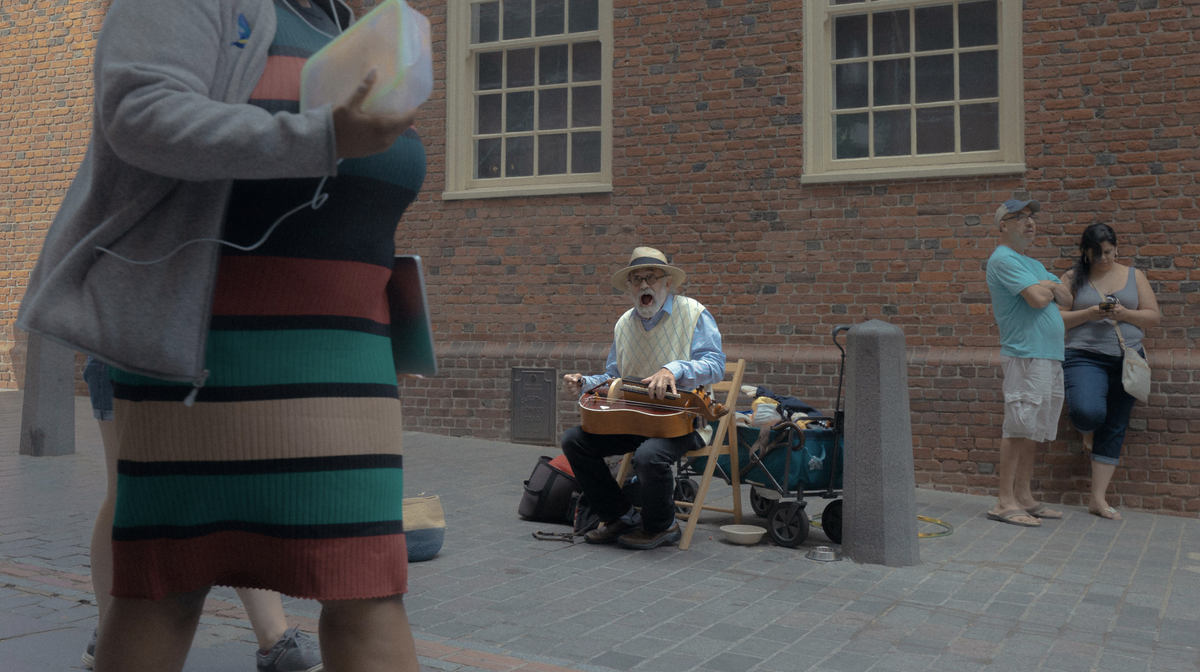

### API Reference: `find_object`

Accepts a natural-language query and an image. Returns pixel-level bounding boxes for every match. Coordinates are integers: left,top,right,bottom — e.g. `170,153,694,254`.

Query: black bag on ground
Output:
518,456,579,524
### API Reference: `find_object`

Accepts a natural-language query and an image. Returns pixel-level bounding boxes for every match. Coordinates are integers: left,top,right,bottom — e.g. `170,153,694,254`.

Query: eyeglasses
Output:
1003,212,1037,222
627,272,667,287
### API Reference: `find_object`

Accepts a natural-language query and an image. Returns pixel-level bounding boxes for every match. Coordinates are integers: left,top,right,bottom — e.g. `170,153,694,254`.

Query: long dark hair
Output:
1070,223,1119,294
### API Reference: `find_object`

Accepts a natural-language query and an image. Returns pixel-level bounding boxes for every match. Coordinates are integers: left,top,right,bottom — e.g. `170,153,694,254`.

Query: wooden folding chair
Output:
615,358,747,550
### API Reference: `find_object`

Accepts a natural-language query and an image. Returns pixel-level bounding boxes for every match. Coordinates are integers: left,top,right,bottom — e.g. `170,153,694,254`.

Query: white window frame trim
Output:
801,0,1025,184
443,0,614,200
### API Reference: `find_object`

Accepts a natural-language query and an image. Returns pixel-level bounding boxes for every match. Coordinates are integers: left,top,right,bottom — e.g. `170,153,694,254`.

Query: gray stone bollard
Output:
841,319,919,567
18,334,76,456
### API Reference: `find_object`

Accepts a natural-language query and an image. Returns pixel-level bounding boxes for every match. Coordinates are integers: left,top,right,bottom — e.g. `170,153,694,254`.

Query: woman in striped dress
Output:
94,1,425,670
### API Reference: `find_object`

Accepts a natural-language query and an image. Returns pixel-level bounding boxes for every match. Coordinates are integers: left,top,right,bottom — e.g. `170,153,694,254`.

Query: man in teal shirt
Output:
985,199,1073,527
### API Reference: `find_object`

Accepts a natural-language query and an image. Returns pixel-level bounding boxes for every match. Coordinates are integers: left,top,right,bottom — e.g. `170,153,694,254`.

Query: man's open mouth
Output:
641,293,654,306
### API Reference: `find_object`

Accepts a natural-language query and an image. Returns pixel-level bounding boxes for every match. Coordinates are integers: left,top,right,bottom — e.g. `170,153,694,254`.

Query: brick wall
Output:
2,0,1198,514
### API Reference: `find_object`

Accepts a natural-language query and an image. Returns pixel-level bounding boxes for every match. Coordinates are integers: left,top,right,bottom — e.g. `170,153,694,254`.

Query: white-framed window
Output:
443,0,613,200
802,0,1025,184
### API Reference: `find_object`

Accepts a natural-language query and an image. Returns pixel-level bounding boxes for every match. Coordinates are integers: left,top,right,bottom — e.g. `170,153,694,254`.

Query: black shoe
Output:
584,519,637,544
618,522,682,550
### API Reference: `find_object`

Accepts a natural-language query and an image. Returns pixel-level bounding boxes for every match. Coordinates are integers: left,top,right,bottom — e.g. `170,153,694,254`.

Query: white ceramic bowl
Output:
720,524,767,545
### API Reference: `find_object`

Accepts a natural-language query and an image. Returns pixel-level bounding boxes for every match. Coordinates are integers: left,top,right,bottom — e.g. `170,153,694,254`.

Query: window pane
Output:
959,0,998,47
835,113,869,159
507,91,534,132
477,138,501,178
477,51,503,90
873,109,911,157
573,41,601,82
540,44,569,85
835,62,868,109
472,2,500,44
873,10,909,56
478,94,502,134
572,85,601,127
539,133,568,174
959,50,998,99
873,58,910,106
834,14,868,59
915,5,953,51
571,131,601,172
833,0,866,4
508,48,535,88
506,136,534,176
915,54,953,103
568,0,598,32
539,88,568,129
536,0,565,36
503,0,531,40
961,102,999,152
916,106,954,154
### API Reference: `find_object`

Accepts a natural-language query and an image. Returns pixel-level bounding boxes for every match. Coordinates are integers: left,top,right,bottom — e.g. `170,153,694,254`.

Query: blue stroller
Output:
679,326,849,547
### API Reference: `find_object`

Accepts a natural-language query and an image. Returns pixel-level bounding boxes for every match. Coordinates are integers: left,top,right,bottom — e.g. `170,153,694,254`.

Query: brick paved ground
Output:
2,389,1199,672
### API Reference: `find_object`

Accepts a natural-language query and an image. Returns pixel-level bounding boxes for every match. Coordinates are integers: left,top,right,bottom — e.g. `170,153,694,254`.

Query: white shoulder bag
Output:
1113,323,1150,403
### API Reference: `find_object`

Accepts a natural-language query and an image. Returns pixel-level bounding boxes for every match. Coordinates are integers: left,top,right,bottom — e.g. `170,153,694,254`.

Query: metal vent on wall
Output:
511,368,557,445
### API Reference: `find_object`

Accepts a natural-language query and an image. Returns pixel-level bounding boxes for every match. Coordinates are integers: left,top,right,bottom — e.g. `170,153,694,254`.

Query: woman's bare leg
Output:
318,595,418,672
89,420,119,631
94,586,209,672
1089,461,1122,519
237,587,289,650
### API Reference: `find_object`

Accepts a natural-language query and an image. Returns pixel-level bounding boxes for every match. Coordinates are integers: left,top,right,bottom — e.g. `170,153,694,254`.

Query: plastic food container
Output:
720,524,767,545
300,0,433,116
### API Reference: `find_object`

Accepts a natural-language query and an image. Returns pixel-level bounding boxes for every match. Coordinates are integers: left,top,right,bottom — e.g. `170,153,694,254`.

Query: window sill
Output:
441,182,613,201
800,162,1026,185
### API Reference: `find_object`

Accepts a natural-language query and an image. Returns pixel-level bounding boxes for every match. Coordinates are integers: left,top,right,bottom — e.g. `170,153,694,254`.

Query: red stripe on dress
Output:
213,256,391,322
248,55,306,102
112,531,408,601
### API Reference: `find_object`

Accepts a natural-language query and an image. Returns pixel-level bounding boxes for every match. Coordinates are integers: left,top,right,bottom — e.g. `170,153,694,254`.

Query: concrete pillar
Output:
18,334,75,456
841,320,919,567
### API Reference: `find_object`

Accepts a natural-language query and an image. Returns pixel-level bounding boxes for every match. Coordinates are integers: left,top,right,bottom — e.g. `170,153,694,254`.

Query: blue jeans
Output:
561,427,703,534
1063,348,1139,465
82,357,114,421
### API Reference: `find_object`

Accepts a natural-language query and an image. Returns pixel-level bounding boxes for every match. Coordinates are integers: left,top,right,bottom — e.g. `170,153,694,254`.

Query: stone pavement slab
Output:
2,390,1200,671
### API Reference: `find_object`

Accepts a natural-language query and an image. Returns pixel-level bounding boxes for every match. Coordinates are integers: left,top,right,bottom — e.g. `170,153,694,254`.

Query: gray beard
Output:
634,289,666,319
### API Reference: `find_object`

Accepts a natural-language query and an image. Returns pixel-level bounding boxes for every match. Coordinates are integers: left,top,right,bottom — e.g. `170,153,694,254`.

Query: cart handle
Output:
769,419,808,451
831,325,851,355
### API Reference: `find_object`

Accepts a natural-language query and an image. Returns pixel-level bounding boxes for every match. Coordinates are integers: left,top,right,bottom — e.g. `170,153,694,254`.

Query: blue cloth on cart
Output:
754,386,821,417
693,425,843,491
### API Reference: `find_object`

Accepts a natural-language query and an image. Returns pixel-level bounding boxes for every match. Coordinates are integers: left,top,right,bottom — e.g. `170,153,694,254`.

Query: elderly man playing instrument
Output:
562,247,726,550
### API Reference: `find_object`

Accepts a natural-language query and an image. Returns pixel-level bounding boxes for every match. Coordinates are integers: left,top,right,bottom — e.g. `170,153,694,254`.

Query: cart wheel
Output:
767,502,809,548
821,499,843,544
674,478,698,514
749,487,772,518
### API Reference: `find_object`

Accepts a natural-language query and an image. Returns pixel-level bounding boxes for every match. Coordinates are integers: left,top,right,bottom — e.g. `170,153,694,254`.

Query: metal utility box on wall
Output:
510,368,557,445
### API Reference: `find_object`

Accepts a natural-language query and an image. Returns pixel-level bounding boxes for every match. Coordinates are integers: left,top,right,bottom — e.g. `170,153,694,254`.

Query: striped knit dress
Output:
108,0,426,601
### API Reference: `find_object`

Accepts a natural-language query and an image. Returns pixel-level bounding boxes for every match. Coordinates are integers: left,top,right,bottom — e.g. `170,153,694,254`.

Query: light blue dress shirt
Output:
580,294,725,394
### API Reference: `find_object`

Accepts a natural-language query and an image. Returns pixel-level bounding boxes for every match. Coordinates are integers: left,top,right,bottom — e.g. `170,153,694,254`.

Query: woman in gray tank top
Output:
1058,224,1160,521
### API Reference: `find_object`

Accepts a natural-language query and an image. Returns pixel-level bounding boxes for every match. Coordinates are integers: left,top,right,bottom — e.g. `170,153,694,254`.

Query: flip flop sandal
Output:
1025,504,1064,519
1090,507,1122,521
986,509,1041,527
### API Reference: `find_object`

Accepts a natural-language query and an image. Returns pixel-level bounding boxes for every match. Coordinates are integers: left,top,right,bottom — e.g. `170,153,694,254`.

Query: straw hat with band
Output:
610,247,687,291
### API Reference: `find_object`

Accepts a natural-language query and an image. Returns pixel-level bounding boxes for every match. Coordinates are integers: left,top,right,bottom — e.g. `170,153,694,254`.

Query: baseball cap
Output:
994,198,1041,226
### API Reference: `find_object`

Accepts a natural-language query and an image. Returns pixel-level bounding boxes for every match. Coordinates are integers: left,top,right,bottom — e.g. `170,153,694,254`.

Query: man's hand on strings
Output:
640,368,677,400
563,373,584,395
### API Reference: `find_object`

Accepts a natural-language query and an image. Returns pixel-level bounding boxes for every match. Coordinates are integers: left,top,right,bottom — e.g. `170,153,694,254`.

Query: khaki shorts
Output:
1000,356,1064,442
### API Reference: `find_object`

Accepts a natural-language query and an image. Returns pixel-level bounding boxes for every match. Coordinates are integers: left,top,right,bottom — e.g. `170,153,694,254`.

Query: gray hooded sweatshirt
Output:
17,0,349,384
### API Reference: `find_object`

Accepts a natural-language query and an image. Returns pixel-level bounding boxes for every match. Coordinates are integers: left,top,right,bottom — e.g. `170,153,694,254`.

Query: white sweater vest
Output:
614,296,705,379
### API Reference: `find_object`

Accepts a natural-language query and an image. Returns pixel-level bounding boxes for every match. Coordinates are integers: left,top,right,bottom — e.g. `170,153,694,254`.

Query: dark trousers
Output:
561,427,704,534
1063,348,1140,465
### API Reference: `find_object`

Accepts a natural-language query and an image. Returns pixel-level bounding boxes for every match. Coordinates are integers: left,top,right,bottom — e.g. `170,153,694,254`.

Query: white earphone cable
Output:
95,171,336,266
